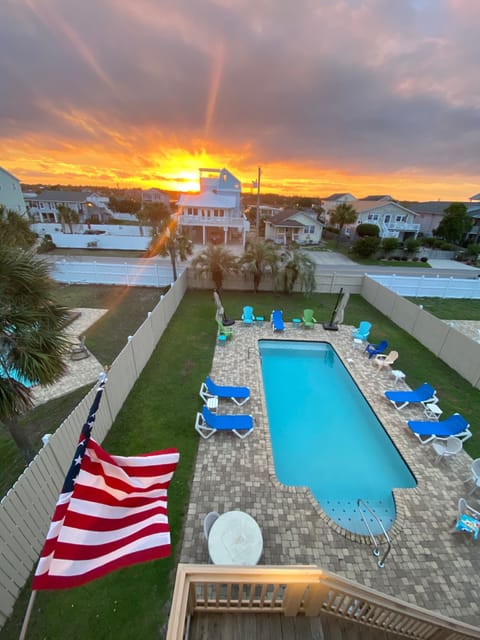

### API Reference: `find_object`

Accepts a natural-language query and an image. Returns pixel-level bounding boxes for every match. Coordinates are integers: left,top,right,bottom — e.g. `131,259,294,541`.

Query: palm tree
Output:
0,246,71,459
278,246,316,295
0,206,36,249
330,203,357,244
239,240,280,293
190,244,238,290
57,204,80,233
148,215,193,281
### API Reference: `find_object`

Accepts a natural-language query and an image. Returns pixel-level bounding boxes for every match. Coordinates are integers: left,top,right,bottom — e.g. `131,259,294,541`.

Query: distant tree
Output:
108,196,141,214
356,223,379,237
278,246,315,295
57,205,80,234
148,215,193,281
352,236,381,258
435,203,472,244
0,206,36,249
239,240,280,293
190,244,238,290
141,202,171,234
330,203,357,244
0,247,71,459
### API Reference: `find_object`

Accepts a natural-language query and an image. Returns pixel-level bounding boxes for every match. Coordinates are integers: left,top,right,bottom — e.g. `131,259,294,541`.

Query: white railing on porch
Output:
166,564,480,640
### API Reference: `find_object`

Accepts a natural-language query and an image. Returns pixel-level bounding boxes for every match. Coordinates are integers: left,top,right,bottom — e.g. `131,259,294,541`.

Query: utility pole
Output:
255,166,261,237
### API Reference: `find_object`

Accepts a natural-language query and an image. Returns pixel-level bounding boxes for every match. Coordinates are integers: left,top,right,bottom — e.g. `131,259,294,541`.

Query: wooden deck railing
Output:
166,564,480,640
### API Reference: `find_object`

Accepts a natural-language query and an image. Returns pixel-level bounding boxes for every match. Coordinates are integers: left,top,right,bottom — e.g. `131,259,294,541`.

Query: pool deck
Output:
180,320,480,627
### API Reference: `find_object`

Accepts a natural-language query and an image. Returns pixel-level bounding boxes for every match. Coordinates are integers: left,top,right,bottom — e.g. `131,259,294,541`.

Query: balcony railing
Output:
166,564,480,640
178,214,248,230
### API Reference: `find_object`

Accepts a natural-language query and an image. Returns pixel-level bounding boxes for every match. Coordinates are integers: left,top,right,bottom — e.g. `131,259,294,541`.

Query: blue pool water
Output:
259,340,416,534
0,365,33,388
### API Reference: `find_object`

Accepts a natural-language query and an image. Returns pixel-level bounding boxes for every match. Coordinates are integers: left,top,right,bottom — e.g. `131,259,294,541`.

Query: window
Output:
367,214,379,221
384,215,391,223
304,225,315,234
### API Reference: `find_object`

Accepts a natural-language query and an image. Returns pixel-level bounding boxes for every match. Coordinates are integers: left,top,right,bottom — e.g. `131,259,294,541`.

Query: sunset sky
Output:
1,0,479,201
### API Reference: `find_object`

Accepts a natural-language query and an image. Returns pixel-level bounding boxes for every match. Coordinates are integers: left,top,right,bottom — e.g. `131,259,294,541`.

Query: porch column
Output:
202,225,206,245
224,227,228,244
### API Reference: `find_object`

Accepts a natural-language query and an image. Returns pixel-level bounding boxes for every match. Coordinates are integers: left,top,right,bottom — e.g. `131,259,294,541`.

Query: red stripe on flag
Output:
32,439,179,590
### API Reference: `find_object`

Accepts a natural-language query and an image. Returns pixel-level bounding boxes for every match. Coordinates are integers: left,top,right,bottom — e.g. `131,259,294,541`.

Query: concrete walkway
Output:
181,322,480,626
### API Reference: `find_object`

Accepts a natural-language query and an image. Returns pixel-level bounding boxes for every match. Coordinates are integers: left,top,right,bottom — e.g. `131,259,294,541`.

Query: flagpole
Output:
18,590,36,640
255,166,261,237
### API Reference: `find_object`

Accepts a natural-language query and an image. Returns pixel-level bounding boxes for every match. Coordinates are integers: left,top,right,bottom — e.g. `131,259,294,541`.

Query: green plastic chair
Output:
216,319,233,339
302,309,317,328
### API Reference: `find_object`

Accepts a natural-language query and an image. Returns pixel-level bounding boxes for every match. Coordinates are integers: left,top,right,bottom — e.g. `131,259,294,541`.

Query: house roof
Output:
469,193,480,200
323,192,355,201
177,191,236,208
33,190,91,203
268,208,319,228
407,201,470,215
0,166,21,183
360,195,393,201
348,199,418,217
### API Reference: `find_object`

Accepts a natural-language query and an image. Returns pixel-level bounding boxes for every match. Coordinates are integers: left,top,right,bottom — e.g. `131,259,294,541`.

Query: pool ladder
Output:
357,499,391,568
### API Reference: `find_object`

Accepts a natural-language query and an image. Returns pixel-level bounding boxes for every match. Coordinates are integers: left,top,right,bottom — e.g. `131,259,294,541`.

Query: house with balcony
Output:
264,208,323,245
321,192,356,214
349,198,419,240
177,168,249,246
0,166,27,216
26,190,111,223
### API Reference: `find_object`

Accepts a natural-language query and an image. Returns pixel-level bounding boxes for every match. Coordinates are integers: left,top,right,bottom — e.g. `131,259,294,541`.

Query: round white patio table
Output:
208,511,263,565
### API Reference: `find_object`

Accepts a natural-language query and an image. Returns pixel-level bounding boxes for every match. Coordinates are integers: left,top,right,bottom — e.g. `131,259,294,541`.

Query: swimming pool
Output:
259,340,416,535
0,365,33,388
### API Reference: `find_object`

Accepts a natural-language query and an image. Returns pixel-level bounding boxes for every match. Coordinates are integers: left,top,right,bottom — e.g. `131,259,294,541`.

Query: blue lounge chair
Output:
195,405,254,440
352,321,371,341
271,310,285,332
199,376,250,407
407,413,472,444
242,306,255,325
365,339,388,359
385,382,437,410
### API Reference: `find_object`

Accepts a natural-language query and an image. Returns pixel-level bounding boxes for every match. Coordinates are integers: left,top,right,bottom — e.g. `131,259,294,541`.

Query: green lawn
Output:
1,289,479,639
47,248,147,258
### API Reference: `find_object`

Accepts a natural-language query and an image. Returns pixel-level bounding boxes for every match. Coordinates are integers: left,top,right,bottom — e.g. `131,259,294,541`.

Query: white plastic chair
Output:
465,459,480,496
203,511,220,540
431,436,463,464
454,498,480,540
373,350,399,372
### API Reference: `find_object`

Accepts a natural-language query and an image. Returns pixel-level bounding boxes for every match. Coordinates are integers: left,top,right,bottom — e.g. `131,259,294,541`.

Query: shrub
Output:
352,236,381,258
420,256,428,263
356,223,380,237
381,237,400,254
37,234,56,252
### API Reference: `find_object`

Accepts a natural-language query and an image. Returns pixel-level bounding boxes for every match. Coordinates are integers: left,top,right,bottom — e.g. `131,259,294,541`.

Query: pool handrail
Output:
357,498,391,568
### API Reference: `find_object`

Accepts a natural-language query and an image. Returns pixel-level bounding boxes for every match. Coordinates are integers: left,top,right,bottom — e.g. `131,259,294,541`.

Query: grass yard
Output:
47,248,146,258
1,288,479,639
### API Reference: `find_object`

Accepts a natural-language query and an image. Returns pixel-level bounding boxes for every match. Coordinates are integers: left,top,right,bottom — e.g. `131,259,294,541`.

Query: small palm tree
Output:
0,247,71,459
190,244,238,290
278,246,316,295
57,204,80,233
239,240,280,292
330,203,357,244
148,215,193,281
0,206,36,249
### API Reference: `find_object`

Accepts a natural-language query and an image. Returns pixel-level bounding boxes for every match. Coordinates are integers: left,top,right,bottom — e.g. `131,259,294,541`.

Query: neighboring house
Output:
141,188,170,207
0,166,27,215
177,167,249,246
321,192,356,214
248,205,282,219
348,199,419,240
361,194,394,202
465,204,480,244
26,190,112,224
264,208,323,245
407,201,470,237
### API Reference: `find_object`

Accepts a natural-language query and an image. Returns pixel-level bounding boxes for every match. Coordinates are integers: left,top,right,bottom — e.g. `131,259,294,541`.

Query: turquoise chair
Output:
242,306,255,325
352,321,371,341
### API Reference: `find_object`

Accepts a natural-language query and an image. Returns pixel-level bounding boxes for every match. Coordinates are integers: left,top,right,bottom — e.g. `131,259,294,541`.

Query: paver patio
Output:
180,320,480,626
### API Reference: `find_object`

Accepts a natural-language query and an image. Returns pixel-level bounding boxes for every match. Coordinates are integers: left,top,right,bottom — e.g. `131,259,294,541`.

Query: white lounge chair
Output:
373,350,399,372
465,458,480,496
203,511,220,540
431,436,463,464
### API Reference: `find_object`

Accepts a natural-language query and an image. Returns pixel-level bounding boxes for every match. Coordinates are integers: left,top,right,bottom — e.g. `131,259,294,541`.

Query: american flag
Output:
32,376,179,590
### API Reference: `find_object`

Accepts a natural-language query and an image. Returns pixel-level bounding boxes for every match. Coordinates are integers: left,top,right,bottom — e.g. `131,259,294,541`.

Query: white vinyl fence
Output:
50,260,180,287
362,276,480,388
0,272,188,630
368,273,480,298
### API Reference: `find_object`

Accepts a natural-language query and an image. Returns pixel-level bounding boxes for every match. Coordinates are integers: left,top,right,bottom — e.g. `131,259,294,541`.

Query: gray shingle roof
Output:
34,190,91,203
